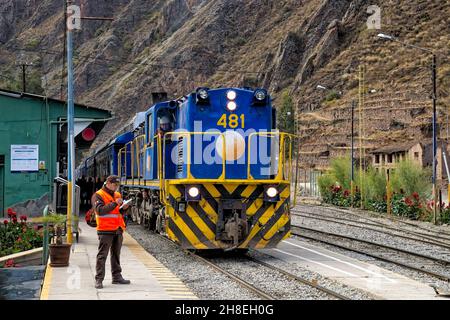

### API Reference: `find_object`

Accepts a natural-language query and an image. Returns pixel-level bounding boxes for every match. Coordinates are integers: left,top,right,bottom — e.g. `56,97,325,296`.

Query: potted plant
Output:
37,213,72,267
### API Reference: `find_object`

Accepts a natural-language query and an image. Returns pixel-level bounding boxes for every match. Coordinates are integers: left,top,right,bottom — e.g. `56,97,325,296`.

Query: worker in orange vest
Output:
91,175,130,289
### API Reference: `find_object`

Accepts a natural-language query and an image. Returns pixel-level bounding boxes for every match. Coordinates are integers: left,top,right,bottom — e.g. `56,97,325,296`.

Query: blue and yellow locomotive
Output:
86,87,295,251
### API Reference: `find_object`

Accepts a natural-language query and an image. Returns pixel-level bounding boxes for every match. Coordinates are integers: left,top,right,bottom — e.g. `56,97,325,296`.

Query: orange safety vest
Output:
95,189,126,232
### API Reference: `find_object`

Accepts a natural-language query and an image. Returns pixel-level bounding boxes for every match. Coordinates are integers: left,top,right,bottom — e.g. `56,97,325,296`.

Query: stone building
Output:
370,141,448,181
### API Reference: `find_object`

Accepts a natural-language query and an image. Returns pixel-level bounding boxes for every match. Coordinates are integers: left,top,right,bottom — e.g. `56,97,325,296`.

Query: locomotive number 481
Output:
217,114,245,129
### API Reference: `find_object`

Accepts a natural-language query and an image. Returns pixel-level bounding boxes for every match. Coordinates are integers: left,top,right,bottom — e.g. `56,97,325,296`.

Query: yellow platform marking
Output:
123,232,197,299
40,262,52,300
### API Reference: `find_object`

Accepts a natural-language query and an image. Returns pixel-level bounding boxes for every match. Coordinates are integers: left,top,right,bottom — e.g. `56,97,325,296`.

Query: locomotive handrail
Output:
247,132,296,182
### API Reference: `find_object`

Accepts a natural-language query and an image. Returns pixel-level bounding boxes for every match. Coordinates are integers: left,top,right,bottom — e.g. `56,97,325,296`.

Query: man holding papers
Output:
91,175,131,289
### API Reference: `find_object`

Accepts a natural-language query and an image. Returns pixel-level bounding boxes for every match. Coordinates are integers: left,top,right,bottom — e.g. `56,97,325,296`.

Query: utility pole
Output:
358,65,366,209
431,53,438,224
66,0,75,244
351,100,355,207
65,0,113,244
377,33,438,224
17,56,33,93
22,64,27,92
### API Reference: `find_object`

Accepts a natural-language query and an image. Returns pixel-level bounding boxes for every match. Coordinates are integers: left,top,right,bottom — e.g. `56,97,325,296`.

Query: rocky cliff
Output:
0,0,449,168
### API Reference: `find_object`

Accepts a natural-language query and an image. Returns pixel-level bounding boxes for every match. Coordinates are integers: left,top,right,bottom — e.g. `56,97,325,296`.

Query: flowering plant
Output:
0,208,43,259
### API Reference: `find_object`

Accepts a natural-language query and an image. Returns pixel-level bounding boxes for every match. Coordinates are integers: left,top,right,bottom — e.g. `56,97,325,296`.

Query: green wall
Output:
0,93,111,216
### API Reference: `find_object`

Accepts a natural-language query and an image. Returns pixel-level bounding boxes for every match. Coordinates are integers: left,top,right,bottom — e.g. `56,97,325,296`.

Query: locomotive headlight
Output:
198,88,209,100
264,185,280,202
226,90,237,100
254,89,266,101
188,186,200,198
266,187,278,198
196,87,210,104
226,101,237,111
186,185,201,201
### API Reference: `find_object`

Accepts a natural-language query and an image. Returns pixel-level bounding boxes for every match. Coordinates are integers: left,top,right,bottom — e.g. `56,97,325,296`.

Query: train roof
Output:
109,131,134,146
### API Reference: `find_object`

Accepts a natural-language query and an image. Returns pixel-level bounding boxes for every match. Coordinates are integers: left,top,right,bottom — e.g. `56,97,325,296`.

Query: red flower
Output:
412,192,420,200
5,259,15,268
7,208,17,218
3,220,8,226
404,197,413,207
12,217,18,224
343,190,350,197
20,215,27,222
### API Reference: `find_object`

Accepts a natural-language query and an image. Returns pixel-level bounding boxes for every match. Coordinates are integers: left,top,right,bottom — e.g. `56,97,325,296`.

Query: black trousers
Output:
95,230,123,282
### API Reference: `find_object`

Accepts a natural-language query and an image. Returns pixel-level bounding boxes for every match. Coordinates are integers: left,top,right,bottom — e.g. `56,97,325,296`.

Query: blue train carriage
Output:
121,87,296,251
82,130,135,184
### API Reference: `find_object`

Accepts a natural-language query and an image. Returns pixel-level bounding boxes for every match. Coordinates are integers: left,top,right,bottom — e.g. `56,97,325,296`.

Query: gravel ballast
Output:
126,223,376,300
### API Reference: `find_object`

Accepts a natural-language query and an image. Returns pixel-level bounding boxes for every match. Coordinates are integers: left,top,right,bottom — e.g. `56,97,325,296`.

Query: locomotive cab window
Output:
146,113,153,146
156,108,176,141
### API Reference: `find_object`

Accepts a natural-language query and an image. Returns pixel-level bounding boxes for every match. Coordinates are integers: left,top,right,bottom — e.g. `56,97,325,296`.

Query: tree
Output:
277,90,295,134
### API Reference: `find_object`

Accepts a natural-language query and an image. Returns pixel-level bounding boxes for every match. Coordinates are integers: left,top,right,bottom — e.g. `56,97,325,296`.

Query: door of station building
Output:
0,155,4,217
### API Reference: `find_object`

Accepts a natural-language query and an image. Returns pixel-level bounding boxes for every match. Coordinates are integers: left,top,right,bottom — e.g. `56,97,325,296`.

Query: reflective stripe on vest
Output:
95,189,126,231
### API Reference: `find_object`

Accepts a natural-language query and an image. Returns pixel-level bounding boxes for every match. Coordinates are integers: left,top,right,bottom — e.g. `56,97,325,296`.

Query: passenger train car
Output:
82,87,295,251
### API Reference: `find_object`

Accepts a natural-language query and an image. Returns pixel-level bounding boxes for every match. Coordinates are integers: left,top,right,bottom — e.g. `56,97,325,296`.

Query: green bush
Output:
390,160,431,199
364,168,387,201
318,173,335,201
330,156,352,191
325,90,341,102
318,157,431,221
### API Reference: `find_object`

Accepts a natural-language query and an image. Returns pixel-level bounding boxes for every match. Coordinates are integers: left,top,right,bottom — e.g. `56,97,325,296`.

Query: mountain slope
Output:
0,0,449,167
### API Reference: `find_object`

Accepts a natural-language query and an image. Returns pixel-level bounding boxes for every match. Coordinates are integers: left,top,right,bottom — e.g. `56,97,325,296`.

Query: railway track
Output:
188,251,276,300
293,206,450,244
291,210,450,250
299,204,450,239
291,225,450,282
154,232,349,300
246,253,350,300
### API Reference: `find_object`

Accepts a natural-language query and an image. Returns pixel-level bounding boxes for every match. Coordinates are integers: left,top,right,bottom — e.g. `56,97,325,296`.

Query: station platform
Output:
40,220,197,300
263,238,445,300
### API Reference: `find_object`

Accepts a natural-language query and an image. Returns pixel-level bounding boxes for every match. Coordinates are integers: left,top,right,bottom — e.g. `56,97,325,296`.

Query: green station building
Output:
0,89,112,217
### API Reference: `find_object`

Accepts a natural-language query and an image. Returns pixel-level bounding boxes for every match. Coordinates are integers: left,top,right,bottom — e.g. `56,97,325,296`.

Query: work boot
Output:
112,277,131,285
95,280,103,289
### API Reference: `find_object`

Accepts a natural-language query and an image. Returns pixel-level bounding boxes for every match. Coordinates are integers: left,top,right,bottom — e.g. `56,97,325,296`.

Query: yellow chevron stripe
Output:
240,188,290,247
204,183,221,198
241,185,255,198
198,199,218,222
246,198,263,215
255,214,290,248
170,185,182,198
283,231,292,240
172,216,208,249
166,207,179,243
186,206,217,243
240,206,274,247
169,198,208,249
223,184,238,194
169,185,218,248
